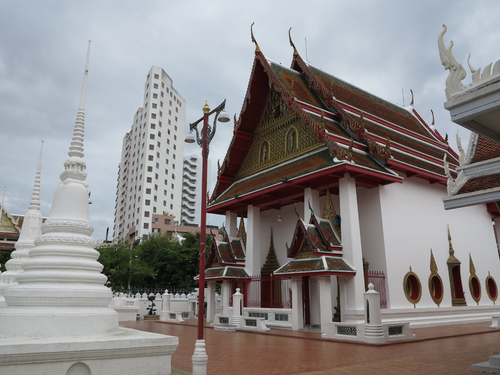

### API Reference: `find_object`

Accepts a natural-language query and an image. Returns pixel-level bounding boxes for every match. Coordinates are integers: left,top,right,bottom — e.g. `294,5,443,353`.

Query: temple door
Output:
302,276,311,326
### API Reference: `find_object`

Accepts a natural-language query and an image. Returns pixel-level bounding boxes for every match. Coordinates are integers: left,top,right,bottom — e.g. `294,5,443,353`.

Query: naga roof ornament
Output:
438,25,467,100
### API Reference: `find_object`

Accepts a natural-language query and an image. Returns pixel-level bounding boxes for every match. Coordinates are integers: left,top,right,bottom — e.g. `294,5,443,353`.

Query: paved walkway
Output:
121,320,500,375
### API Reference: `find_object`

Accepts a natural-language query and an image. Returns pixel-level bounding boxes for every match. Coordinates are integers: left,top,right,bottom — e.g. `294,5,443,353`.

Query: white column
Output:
309,277,320,326
339,173,365,316
363,283,384,343
318,276,333,332
494,219,500,250
246,205,261,276
221,281,231,316
225,211,237,237
206,282,216,323
338,276,347,319
291,278,304,330
232,288,243,317
304,188,320,220
162,289,172,312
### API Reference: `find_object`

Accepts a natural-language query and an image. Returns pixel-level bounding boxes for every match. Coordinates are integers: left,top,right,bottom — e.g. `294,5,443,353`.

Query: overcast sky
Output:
1,0,499,240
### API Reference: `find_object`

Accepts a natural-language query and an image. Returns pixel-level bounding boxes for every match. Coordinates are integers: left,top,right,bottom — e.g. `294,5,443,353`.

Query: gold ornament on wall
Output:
446,225,467,306
428,249,444,307
468,253,481,305
486,271,498,304
403,266,422,307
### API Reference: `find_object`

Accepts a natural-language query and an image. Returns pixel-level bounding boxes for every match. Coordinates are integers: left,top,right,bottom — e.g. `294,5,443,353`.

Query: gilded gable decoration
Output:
322,188,341,240
250,26,354,165
235,87,320,178
286,127,298,153
260,141,270,165
237,217,247,248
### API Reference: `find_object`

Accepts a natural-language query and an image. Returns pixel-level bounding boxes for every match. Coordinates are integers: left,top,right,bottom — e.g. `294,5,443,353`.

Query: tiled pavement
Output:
121,320,500,375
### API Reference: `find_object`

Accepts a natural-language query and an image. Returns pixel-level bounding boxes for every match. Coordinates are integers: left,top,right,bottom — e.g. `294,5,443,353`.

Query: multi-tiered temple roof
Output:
207,27,458,216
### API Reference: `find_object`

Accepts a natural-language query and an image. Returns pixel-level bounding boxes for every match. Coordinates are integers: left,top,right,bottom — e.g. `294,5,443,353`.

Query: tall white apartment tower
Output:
180,153,202,226
113,66,186,241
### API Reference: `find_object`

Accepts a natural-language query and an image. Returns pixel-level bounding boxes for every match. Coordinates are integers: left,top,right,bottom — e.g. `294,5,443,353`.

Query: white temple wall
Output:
257,202,304,274
378,176,500,310
242,189,340,276
357,186,389,275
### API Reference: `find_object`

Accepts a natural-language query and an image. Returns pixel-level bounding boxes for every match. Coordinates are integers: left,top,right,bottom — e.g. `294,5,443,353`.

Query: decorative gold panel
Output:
486,272,498,304
235,88,321,179
428,249,443,307
403,267,422,307
468,254,481,305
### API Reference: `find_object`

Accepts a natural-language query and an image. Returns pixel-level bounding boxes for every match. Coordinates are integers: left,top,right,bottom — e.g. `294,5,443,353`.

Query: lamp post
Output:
185,100,229,374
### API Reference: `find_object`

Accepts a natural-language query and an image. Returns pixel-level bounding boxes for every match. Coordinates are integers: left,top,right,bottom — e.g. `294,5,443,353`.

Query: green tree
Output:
138,232,200,288
97,240,155,293
0,250,13,272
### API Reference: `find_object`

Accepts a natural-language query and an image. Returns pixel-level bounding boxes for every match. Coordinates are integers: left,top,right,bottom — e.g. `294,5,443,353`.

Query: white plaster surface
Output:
0,327,178,375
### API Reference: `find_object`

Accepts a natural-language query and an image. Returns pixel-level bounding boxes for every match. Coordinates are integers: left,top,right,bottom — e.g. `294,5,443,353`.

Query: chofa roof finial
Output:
251,23,261,55
289,27,299,58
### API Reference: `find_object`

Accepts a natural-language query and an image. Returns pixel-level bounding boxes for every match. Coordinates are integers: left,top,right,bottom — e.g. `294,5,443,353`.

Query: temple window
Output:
403,267,421,307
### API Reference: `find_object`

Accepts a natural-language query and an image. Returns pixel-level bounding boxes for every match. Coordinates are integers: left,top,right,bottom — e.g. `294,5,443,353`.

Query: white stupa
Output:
0,141,44,307
0,42,178,375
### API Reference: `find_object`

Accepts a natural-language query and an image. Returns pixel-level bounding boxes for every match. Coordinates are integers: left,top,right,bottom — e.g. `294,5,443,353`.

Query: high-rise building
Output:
180,153,202,226
113,66,186,241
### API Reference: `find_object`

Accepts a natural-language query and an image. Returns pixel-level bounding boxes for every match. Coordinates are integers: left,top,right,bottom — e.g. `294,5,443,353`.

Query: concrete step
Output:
214,325,237,332
471,355,500,374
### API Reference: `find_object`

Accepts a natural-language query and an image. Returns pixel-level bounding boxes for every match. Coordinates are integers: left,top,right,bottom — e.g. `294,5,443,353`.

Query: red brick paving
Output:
121,320,500,374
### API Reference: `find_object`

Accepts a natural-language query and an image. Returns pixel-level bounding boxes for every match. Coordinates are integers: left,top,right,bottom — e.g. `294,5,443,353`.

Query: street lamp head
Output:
185,131,196,144
217,109,230,123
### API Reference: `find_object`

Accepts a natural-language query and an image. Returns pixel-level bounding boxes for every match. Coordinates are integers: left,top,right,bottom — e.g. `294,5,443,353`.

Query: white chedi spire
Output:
0,41,118,338
0,141,44,303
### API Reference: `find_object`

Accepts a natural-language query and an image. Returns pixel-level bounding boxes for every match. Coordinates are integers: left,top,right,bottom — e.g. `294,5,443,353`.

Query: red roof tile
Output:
471,135,500,163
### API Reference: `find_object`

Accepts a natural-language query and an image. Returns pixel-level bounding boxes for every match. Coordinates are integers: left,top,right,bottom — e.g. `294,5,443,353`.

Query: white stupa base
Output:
0,306,119,338
0,327,178,375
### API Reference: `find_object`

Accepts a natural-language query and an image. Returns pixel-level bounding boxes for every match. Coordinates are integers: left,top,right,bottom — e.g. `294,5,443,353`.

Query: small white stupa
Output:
0,141,44,307
0,42,178,375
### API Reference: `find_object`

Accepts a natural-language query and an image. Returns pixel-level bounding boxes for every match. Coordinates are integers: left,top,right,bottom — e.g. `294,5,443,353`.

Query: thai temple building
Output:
0,207,22,253
438,25,500,372
200,27,500,333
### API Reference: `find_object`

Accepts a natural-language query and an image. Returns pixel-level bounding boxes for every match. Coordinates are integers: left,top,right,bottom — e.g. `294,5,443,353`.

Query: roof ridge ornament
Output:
409,89,414,106
456,129,466,166
438,25,467,100
288,27,299,59
443,153,466,195
250,23,261,55
308,199,314,217
294,203,300,221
